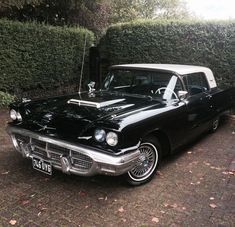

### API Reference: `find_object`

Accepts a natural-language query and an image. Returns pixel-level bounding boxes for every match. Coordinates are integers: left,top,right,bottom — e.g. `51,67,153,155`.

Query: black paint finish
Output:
9,69,235,156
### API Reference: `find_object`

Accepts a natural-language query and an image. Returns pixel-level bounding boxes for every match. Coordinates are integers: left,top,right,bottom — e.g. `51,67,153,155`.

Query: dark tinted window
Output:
183,73,209,95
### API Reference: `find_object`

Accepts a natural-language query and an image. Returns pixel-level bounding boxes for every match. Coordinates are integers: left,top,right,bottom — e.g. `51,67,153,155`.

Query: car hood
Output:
17,91,163,138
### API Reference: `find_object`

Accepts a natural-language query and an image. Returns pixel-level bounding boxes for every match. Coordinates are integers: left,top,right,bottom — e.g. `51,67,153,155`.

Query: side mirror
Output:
178,91,188,100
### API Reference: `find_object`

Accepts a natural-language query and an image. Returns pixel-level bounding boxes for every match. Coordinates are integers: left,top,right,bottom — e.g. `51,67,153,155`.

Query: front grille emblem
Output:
38,125,56,132
33,121,56,132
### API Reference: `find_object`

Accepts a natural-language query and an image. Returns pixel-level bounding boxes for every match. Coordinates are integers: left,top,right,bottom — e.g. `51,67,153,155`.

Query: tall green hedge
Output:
100,20,235,88
0,19,94,93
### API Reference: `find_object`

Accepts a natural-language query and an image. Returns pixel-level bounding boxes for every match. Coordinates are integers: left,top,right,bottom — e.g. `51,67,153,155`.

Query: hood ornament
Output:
88,81,96,94
22,98,31,103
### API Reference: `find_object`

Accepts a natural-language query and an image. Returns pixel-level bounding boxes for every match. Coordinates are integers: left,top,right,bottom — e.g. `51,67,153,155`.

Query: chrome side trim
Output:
77,136,92,140
116,142,141,155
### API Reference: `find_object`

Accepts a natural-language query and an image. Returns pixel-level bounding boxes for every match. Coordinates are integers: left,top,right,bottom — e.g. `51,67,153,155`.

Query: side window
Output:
152,73,183,92
183,73,209,96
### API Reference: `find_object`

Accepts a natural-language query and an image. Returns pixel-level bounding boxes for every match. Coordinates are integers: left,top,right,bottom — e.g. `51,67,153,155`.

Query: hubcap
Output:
128,143,158,181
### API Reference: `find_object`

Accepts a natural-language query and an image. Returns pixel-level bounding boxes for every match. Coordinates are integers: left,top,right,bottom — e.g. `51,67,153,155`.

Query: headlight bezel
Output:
106,131,118,147
10,109,17,121
16,112,22,121
94,128,106,142
10,109,22,121
94,129,119,147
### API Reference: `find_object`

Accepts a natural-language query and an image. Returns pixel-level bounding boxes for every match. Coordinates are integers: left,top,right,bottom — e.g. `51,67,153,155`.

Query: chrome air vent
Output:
67,99,125,108
68,99,100,108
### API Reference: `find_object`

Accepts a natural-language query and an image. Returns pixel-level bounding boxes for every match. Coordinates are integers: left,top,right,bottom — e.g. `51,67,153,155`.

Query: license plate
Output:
32,157,52,175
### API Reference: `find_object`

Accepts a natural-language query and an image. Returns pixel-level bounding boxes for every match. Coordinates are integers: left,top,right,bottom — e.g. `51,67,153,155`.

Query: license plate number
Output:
32,157,52,175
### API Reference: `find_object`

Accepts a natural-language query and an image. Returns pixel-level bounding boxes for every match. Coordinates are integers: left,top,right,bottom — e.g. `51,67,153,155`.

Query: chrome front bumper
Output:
7,126,140,176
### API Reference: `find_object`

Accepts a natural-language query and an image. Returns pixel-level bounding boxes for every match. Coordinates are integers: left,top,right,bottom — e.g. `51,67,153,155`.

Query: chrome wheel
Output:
212,119,219,131
210,117,220,133
128,142,158,182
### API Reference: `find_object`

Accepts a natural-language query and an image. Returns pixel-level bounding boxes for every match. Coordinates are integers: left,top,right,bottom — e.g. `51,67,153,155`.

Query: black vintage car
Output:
7,64,235,185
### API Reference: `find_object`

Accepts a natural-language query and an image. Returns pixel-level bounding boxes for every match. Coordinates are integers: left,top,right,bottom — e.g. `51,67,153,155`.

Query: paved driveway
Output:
0,110,234,227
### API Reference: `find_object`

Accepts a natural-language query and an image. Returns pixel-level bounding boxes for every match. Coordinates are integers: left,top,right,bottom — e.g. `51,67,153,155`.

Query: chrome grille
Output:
32,138,46,149
48,144,69,155
71,151,93,171
14,134,93,172
49,153,61,164
15,134,30,144
33,147,47,158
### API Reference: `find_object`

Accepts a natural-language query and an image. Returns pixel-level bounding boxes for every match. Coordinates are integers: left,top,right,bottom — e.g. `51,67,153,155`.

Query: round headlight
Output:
106,132,118,146
94,129,106,142
10,109,17,121
16,112,22,121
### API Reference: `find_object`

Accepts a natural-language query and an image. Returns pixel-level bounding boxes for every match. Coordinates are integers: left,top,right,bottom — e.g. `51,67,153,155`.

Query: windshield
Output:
102,69,183,101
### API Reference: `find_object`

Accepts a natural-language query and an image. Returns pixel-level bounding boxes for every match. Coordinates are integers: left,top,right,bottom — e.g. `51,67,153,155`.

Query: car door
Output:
183,72,212,139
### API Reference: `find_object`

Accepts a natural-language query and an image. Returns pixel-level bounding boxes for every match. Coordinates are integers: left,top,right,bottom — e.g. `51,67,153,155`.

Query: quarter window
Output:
183,73,209,96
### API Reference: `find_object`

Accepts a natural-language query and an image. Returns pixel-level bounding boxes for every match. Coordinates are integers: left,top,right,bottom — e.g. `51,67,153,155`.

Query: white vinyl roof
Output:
112,64,210,75
111,64,217,88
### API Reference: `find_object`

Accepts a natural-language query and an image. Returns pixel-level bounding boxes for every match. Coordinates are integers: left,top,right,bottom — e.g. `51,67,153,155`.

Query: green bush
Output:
0,19,94,94
0,91,15,107
100,20,235,88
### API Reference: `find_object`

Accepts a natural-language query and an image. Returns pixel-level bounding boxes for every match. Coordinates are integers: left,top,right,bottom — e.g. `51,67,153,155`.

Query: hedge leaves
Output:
101,20,235,88
0,19,94,93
